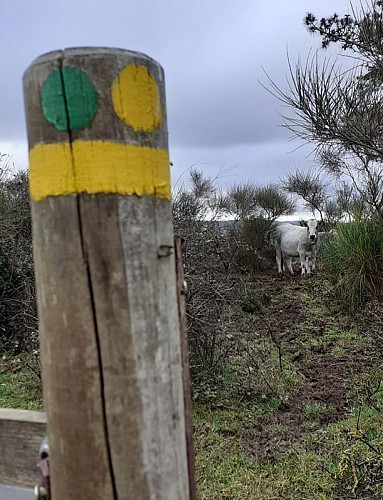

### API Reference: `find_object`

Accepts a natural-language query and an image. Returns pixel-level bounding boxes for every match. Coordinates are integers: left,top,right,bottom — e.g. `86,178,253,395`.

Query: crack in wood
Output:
77,196,119,499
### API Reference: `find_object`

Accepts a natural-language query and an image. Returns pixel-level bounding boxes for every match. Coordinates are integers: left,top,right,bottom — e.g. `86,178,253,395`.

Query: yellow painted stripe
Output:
29,141,171,201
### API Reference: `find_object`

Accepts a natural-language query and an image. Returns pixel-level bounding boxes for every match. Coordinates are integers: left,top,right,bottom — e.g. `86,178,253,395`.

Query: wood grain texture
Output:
31,194,190,499
0,409,46,487
117,196,188,499
32,196,116,499
175,236,197,500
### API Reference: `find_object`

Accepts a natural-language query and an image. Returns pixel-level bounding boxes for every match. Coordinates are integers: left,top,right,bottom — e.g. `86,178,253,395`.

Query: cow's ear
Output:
300,220,308,227
318,220,324,228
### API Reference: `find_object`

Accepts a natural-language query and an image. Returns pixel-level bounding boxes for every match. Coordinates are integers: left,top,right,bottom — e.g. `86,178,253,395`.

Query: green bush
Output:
229,218,275,274
0,166,36,350
322,220,383,309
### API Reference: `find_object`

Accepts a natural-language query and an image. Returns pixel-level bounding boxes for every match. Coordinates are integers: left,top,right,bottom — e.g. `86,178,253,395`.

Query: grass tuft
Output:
322,220,383,309
0,353,43,410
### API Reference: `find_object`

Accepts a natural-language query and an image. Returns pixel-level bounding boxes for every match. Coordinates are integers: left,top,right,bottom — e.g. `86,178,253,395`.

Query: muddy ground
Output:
238,268,382,463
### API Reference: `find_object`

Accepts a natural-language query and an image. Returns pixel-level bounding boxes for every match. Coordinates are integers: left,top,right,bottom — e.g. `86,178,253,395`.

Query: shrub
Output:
172,169,291,392
322,219,383,309
227,218,275,274
173,172,242,380
0,166,37,350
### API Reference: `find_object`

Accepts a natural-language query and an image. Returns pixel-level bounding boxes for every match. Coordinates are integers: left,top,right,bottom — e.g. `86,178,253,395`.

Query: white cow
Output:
274,219,322,275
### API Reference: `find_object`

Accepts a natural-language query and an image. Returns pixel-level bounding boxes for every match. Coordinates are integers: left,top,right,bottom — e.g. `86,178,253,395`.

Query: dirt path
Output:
241,271,377,462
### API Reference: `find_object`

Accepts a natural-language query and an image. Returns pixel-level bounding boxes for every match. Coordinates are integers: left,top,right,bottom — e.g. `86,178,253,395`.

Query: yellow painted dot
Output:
112,64,162,131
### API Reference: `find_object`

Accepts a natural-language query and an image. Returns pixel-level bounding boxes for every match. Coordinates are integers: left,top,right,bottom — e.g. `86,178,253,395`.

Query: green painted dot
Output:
41,66,98,132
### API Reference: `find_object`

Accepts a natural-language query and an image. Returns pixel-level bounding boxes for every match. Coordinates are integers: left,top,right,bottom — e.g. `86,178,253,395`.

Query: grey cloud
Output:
0,0,351,186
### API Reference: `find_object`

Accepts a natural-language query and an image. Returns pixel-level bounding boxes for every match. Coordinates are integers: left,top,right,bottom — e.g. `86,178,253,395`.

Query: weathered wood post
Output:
23,47,191,499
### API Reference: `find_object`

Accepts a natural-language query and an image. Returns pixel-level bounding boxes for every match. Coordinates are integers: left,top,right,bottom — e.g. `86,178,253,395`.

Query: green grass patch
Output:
0,354,43,410
304,401,333,418
297,324,372,359
241,291,271,314
193,399,337,499
194,376,383,498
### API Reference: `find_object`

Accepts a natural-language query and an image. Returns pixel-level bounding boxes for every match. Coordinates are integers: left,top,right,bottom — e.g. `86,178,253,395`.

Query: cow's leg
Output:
311,249,317,271
275,246,283,273
284,254,294,275
305,255,312,275
299,250,307,275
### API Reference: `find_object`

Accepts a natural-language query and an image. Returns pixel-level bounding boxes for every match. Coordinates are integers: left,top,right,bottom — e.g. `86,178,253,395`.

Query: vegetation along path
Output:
193,270,383,499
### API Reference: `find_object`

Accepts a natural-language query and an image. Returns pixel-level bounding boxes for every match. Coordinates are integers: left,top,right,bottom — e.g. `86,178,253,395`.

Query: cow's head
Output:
300,219,322,244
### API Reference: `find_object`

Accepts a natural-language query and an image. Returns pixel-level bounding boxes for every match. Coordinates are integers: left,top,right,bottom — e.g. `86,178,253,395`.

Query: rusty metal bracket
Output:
34,436,50,500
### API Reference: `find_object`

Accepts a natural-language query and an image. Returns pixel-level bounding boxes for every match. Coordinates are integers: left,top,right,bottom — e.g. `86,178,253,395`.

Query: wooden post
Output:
174,237,197,500
23,48,190,499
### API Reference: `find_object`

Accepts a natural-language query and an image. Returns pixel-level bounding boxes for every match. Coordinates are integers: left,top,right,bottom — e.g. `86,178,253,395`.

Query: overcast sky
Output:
1,0,351,190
